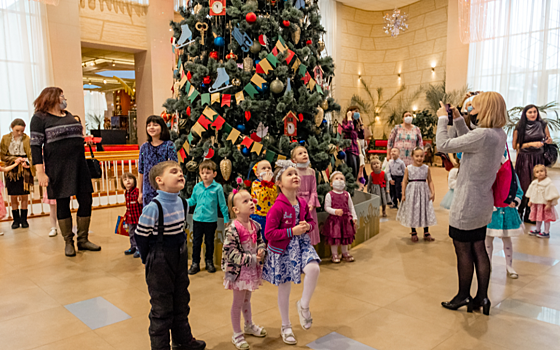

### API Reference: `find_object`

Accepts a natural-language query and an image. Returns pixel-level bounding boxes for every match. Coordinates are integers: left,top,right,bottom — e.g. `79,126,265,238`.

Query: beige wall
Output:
47,0,85,119
334,0,449,138
79,1,148,50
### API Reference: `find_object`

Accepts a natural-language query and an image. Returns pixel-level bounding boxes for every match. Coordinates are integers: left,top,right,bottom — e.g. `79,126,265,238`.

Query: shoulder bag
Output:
87,144,102,179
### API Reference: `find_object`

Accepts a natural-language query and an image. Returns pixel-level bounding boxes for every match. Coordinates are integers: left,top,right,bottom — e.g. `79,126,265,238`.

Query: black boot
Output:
20,209,29,228
11,210,20,229
172,338,206,350
206,259,216,273
188,262,200,275
76,217,101,251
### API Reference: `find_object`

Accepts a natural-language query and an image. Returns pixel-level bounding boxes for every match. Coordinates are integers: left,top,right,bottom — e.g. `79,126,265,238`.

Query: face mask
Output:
467,105,473,113
258,172,267,180
296,160,310,168
59,100,67,110
332,180,345,191
353,112,360,120
404,116,413,124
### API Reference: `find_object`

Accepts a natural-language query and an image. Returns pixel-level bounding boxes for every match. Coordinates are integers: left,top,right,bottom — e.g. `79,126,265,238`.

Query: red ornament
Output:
226,51,238,61
186,106,191,116
244,180,252,188
203,76,212,84
246,12,257,23
298,113,304,122
245,111,252,121
306,40,312,46
209,51,219,60
186,71,192,81
282,20,290,27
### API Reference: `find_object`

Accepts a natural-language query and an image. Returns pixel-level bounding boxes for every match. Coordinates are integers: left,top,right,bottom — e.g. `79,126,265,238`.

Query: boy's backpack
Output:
152,198,189,236
492,146,517,208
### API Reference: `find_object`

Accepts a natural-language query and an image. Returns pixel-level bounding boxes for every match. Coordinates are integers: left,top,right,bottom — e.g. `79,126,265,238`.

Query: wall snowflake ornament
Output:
383,8,408,38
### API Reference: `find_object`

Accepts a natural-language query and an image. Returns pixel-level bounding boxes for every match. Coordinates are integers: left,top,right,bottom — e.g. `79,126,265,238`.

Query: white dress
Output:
396,165,437,228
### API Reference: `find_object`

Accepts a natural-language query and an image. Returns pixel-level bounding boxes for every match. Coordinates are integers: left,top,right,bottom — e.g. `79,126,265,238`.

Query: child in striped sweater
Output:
135,161,206,350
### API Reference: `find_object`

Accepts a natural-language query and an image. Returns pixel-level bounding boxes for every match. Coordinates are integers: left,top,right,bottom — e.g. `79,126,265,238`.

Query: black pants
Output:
390,175,403,206
518,196,532,221
192,221,217,264
56,192,92,220
146,242,193,350
346,153,359,179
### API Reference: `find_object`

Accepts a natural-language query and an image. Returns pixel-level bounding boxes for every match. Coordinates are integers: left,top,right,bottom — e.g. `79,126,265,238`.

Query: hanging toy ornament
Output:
267,0,276,5
250,41,262,54
243,56,253,73
328,144,337,155
242,147,250,156
226,50,238,61
321,100,329,110
220,159,232,181
306,39,312,46
337,150,346,160
292,24,301,44
246,12,257,24
282,20,291,28
318,40,325,53
270,78,284,94
214,36,225,47
186,160,199,172
209,51,219,60
314,107,324,127
186,106,191,116
237,124,246,133
203,76,212,84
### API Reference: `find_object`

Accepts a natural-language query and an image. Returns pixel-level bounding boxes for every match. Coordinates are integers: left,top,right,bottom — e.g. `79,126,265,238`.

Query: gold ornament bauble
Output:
220,159,232,181
292,24,301,44
186,160,198,172
314,107,324,127
270,78,284,94
250,41,262,54
243,56,253,73
321,100,329,110
317,40,325,53
328,144,337,154
232,78,241,86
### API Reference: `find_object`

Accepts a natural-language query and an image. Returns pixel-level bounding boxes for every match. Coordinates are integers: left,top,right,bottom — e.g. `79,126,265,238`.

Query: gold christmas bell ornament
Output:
220,159,232,181
314,107,324,127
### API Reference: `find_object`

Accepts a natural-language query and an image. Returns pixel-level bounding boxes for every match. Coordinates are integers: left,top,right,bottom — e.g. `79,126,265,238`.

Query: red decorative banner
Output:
211,115,225,129
240,136,254,148
197,115,212,129
221,94,231,107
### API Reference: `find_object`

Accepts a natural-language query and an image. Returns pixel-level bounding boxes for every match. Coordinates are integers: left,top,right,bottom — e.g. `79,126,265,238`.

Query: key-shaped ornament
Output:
196,22,209,45
233,25,253,52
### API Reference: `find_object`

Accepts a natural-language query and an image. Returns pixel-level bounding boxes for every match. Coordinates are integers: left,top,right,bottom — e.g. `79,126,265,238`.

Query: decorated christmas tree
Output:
163,0,355,207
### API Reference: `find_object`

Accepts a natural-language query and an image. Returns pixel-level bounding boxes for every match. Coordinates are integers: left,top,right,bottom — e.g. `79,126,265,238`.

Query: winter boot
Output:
59,218,76,257
11,210,20,229
20,209,29,228
76,216,101,251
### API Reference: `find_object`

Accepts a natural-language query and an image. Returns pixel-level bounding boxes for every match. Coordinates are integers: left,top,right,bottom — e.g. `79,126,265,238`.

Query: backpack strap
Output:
181,197,189,231
152,199,165,244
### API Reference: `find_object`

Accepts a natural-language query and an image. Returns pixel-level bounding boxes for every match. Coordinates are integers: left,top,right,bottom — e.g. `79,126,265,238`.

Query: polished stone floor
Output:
1,167,560,350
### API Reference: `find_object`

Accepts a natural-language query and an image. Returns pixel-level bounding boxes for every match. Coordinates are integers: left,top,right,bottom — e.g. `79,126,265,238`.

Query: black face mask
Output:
470,113,479,126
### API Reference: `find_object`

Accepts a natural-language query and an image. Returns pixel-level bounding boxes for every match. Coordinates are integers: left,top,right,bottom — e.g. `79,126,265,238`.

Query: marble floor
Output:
1,167,560,350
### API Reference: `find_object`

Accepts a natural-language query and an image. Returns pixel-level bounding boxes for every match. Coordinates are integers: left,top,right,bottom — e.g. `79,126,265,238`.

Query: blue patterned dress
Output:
138,141,177,206
262,204,321,286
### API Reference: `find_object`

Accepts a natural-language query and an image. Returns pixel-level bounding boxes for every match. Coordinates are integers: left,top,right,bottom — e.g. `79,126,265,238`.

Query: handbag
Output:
543,142,558,167
114,216,128,236
86,144,102,179
492,146,517,208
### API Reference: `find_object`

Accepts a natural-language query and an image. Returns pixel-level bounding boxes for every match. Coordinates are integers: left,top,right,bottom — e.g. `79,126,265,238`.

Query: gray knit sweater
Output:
436,117,506,230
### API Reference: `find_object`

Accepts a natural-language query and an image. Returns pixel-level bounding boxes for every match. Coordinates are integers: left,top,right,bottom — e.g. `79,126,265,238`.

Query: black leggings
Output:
346,153,359,179
56,193,92,220
452,239,491,303
411,227,429,234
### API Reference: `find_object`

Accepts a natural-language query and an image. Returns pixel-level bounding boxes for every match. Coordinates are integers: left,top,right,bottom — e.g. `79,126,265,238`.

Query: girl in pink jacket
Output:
262,160,320,346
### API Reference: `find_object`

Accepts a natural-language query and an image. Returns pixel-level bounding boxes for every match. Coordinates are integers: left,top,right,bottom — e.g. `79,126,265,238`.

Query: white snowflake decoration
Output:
383,8,408,38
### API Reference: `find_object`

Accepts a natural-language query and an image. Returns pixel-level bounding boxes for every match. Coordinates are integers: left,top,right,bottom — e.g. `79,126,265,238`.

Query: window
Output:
467,0,560,109
0,0,52,136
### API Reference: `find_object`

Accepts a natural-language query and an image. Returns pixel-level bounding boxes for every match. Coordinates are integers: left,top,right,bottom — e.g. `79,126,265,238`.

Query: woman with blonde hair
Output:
436,92,507,316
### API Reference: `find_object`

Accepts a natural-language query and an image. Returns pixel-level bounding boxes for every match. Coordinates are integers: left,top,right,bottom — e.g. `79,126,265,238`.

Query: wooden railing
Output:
1,150,140,221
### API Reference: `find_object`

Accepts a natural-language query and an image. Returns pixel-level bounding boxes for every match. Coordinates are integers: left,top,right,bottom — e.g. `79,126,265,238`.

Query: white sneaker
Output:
48,227,57,237
0,232,4,236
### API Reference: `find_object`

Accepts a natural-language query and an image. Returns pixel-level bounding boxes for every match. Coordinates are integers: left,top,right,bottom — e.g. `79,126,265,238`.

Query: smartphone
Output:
446,104,453,126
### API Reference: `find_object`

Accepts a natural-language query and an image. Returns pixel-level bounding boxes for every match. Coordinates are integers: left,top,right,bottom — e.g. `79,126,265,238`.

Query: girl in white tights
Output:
486,175,524,279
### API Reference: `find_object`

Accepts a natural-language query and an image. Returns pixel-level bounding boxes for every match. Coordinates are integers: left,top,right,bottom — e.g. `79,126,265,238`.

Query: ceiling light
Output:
112,60,116,67
103,79,107,84
89,61,95,66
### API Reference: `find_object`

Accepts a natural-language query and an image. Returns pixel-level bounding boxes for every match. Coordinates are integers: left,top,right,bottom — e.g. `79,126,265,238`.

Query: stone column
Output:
135,0,174,145
445,0,469,91
46,0,85,119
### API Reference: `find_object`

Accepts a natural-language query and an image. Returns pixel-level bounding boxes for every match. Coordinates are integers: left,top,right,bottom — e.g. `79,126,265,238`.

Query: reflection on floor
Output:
0,167,560,349
65,297,131,330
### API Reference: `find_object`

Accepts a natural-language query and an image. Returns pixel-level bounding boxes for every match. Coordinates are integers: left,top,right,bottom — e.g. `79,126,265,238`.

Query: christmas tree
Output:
163,0,355,208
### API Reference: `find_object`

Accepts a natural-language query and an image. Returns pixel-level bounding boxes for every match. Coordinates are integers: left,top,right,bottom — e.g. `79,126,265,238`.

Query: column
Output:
445,0,470,91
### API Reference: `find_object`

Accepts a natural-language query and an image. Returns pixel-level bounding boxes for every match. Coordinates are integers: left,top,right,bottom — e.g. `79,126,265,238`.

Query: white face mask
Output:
258,171,267,180
404,116,413,124
332,180,346,191
296,161,310,168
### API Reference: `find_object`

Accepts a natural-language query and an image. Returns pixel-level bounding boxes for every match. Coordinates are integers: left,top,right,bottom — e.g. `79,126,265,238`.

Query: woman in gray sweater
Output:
435,92,507,316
